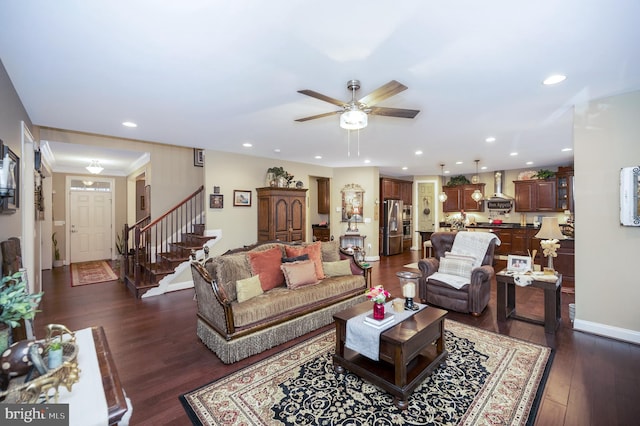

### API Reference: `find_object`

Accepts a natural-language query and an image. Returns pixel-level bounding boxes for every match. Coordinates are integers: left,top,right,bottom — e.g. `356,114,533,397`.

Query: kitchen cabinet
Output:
257,187,307,242
442,184,485,212
555,166,574,212
317,178,330,214
514,180,556,212
400,181,413,206
381,178,412,205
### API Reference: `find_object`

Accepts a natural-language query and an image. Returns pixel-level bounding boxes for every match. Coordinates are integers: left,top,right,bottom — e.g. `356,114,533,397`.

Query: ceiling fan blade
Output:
295,111,340,122
368,106,420,119
297,90,347,107
358,80,407,107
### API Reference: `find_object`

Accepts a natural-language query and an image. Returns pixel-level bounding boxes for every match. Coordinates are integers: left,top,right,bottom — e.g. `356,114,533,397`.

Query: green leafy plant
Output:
115,230,126,256
267,166,286,177
0,271,44,328
533,169,555,180
446,175,471,187
48,340,62,351
52,232,60,261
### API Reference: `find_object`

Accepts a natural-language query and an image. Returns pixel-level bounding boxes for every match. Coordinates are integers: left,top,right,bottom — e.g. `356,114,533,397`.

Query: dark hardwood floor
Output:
35,250,639,425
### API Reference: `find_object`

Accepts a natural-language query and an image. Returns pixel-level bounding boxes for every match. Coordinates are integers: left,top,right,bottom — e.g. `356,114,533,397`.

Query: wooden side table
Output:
496,271,562,333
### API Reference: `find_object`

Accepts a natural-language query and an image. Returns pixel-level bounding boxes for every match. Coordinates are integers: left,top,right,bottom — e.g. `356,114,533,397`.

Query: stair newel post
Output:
134,226,141,288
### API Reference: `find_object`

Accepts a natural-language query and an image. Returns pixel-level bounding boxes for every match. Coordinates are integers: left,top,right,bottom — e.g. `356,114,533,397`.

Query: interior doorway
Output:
66,177,115,263
415,180,438,250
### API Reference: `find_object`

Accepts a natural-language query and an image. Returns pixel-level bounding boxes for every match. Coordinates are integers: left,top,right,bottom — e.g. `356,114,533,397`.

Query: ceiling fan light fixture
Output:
340,109,368,130
86,160,104,174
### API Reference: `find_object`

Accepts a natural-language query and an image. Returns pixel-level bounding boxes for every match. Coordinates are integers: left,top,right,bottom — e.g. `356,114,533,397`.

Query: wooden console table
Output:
92,326,128,425
496,271,562,333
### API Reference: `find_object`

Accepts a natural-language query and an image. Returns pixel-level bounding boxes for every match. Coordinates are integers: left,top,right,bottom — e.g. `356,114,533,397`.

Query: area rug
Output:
403,262,420,269
180,320,553,426
70,260,118,286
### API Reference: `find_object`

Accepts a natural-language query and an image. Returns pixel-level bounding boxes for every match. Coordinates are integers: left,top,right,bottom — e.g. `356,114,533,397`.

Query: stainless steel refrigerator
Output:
383,199,403,256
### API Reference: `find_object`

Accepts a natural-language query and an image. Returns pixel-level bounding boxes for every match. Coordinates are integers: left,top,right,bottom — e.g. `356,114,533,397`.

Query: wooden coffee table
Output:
333,301,448,409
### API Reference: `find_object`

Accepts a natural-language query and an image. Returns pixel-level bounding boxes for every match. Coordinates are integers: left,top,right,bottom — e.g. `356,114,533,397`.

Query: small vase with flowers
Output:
365,285,391,320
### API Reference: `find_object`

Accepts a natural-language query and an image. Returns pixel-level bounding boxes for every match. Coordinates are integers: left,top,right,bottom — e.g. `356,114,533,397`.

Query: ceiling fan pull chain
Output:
347,128,351,157
357,128,360,157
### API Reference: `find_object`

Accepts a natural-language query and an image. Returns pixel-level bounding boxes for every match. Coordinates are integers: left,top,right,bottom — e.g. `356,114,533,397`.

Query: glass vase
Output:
373,301,385,320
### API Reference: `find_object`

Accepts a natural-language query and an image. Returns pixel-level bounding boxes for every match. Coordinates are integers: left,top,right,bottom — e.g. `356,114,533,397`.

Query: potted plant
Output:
52,233,63,268
47,340,63,369
266,167,294,187
0,270,44,352
533,169,555,180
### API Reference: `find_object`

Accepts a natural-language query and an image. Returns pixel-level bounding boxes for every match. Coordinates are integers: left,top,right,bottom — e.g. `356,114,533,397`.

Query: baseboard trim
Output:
364,255,380,262
573,319,640,345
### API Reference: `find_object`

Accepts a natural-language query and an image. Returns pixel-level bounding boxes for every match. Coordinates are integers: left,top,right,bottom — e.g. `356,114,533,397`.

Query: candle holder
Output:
396,271,421,311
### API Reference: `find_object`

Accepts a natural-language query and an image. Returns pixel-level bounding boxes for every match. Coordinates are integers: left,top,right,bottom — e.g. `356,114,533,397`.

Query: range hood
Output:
487,171,514,210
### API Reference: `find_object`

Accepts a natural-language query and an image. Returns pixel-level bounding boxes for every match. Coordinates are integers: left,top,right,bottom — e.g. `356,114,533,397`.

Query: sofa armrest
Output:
191,261,236,336
339,248,366,277
417,258,439,303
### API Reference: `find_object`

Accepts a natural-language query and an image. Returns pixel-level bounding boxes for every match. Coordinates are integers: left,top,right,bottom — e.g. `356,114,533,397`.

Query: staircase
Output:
121,185,217,298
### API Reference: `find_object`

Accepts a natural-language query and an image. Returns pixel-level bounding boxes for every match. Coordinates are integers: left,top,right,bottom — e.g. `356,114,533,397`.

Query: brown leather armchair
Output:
418,232,497,316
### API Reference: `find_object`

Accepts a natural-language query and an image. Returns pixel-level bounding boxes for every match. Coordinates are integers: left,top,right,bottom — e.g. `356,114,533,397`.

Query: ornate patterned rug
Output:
70,260,118,286
180,320,552,426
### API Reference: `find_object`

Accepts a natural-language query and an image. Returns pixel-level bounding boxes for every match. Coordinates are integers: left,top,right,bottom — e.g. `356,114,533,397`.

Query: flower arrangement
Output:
540,239,560,258
365,285,390,304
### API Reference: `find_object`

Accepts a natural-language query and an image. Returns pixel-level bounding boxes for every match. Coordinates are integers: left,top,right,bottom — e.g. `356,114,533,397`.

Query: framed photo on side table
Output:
507,255,531,273
233,190,251,207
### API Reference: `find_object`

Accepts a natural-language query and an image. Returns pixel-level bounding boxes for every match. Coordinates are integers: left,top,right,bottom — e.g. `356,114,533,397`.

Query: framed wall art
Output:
0,145,19,214
193,148,204,167
210,194,223,209
620,165,640,226
233,190,251,207
340,183,364,222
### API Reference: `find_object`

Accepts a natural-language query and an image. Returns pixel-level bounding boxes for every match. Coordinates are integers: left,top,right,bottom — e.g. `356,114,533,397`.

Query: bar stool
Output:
423,240,433,258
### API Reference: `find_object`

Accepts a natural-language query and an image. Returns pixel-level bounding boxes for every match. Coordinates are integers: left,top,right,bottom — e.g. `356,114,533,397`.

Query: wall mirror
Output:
341,183,364,222
620,166,640,226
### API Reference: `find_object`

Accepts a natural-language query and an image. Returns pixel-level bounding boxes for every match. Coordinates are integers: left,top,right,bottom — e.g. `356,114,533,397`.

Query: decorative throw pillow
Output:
285,242,325,279
321,240,341,262
439,257,474,279
236,275,264,303
322,260,352,277
247,246,284,291
282,253,309,263
280,260,318,289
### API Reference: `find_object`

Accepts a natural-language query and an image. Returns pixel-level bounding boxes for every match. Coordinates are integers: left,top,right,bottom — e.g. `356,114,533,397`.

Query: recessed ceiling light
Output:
510,152,518,156
455,161,463,165
561,147,573,152
415,150,423,155
481,166,487,170
122,121,137,128
274,148,281,153
543,74,567,85
526,161,534,165
242,143,252,148
402,166,408,170
444,170,450,174
314,155,322,159
485,137,496,143
364,159,371,164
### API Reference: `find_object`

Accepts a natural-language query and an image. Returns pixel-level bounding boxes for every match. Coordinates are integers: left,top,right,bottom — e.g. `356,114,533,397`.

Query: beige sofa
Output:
190,240,368,363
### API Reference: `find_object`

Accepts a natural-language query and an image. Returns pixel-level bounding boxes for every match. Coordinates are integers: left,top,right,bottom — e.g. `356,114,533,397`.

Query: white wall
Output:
573,90,640,342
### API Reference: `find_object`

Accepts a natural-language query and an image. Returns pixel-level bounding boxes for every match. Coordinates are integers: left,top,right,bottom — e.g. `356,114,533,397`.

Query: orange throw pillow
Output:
285,242,325,279
247,247,284,291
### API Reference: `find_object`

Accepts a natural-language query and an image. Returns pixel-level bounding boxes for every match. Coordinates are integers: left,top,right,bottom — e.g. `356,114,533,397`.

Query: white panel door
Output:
70,191,112,263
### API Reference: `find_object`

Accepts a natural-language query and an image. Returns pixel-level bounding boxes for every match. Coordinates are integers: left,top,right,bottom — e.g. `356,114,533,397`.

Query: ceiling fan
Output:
295,80,420,129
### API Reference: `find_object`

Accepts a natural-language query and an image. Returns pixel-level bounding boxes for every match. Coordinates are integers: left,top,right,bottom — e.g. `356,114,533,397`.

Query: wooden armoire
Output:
256,187,307,242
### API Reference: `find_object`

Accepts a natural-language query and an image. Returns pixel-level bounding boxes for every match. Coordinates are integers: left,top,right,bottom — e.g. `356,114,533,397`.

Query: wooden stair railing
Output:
122,185,207,297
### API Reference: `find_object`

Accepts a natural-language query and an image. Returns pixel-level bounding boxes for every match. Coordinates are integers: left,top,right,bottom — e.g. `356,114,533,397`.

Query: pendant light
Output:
471,160,484,202
438,164,448,203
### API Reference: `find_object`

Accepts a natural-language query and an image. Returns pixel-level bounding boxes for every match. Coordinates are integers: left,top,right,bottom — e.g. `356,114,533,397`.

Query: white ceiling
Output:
1,1,639,177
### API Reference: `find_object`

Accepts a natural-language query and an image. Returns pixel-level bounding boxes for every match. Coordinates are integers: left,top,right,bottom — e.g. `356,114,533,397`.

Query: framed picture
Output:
340,183,365,222
210,194,223,209
507,255,531,273
193,148,204,167
233,190,251,207
0,145,19,214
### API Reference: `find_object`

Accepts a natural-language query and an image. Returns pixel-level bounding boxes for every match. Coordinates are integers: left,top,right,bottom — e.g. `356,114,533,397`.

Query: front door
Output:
70,190,112,263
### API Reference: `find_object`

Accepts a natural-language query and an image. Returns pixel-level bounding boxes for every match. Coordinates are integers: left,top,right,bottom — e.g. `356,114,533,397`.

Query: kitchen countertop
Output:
439,222,574,239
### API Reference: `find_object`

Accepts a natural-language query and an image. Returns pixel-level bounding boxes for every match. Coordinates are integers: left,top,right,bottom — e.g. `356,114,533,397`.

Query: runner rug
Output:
70,260,118,286
180,320,553,426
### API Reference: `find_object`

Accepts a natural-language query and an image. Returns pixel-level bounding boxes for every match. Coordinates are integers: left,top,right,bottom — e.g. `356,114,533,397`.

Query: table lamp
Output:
534,217,565,272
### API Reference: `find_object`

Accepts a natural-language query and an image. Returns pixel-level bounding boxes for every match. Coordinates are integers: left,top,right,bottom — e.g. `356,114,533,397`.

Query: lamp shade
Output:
340,110,368,130
534,217,565,240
